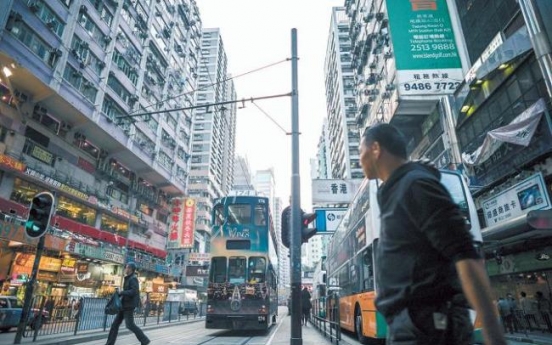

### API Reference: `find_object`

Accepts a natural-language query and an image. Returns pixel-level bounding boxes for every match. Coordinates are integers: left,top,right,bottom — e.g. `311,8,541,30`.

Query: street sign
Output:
314,208,347,232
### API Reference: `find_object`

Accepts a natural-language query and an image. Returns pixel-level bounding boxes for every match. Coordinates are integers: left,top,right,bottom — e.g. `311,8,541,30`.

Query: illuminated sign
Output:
168,198,196,249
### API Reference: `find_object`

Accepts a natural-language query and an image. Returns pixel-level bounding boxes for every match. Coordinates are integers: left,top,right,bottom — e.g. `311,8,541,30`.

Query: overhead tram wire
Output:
251,101,289,135
119,92,293,120
128,58,291,116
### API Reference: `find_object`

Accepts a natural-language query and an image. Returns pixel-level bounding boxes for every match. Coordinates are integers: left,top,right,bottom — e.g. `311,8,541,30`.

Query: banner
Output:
168,198,196,249
462,98,546,167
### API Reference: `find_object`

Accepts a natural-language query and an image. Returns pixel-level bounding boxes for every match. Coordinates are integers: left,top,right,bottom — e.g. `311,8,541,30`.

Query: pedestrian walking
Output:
520,291,538,331
301,287,312,326
359,124,506,345
106,262,150,345
497,297,516,334
536,291,552,333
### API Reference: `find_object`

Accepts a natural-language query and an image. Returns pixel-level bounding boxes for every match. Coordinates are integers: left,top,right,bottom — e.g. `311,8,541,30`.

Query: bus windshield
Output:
440,172,470,222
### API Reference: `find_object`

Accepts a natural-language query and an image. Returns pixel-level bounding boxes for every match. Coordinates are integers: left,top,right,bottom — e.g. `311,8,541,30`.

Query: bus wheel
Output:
355,308,370,344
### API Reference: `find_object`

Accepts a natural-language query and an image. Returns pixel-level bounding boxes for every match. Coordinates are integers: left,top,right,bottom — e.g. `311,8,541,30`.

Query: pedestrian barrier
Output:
23,296,204,342
311,293,341,344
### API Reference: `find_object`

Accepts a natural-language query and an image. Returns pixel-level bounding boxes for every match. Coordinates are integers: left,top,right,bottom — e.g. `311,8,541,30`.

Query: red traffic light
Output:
302,213,316,226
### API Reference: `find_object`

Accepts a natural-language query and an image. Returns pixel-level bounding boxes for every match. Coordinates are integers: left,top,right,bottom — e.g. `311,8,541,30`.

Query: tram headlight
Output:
207,305,214,313
258,305,267,314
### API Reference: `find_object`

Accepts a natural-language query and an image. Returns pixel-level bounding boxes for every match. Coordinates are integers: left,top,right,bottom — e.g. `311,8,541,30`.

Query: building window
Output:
62,65,97,103
107,74,132,105
9,21,51,64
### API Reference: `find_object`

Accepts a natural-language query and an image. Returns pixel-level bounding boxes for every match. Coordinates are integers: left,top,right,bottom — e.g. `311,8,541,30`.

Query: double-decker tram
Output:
205,195,279,331
326,170,483,344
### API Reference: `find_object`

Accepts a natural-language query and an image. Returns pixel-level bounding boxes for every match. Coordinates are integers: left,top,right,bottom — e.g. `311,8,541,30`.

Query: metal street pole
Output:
14,236,45,344
518,0,552,98
290,28,302,345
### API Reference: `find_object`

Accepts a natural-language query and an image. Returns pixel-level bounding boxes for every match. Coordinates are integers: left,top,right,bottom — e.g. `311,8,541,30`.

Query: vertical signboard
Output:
181,198,196,248
386,0,464,95
168,198,184,248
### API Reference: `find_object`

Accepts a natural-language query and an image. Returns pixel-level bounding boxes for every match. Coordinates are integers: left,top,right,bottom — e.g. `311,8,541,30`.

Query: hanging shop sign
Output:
481,172,552,227
188,252,210,262
386,0,464,96
311,179,364,204
167,198,196,249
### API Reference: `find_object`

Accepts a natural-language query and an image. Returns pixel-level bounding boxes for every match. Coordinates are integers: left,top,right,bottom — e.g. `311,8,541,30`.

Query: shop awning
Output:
482,209,552,243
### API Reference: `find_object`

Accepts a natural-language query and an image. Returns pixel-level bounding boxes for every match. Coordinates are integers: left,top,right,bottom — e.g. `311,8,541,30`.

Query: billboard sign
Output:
314,208,348,232
168,198,196,249
481,173,551,227
386,0,463,95
311,179,364,204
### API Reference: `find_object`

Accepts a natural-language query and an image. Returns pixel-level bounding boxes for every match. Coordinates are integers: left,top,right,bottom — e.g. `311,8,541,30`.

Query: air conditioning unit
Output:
14,90,29,103
60,122,72,131
368,95,377,102
382,91,391,99
29,2,40,13
385,84,396,91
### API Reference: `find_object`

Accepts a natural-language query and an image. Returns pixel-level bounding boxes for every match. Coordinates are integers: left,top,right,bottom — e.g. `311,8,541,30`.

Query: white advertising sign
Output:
397,69,464,95
314,208,348,232
311,179,364,204
481,173,551,227
188,252,210,262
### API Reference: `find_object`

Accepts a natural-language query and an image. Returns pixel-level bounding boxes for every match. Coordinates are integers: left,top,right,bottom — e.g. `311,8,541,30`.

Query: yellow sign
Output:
31,145,53,164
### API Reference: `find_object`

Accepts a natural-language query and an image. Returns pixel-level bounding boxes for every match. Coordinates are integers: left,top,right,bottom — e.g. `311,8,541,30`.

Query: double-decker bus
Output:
205,195,279,331
326,170,483,344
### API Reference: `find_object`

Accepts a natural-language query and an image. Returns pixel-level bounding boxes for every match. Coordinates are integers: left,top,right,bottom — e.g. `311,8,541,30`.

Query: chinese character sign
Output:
168,198,183,247
181,198,196,248
481,173,551,227
386,0,464,96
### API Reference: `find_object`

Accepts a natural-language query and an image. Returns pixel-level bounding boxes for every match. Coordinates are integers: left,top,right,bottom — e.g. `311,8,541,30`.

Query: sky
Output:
197,0,342,208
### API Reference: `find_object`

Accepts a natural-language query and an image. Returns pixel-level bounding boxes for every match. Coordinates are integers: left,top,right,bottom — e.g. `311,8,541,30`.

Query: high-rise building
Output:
232,155,254,191
346,0,471,166
0,0,203,286
187,28,237,251
323,7,363,180
316,119,333,179
448,0,552,301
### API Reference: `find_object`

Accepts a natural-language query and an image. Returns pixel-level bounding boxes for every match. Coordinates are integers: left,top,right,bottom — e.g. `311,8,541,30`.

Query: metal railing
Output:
311,293,341,344
22,296,204,341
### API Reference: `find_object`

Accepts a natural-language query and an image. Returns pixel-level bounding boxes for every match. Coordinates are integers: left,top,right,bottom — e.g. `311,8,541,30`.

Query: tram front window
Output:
229,257,247,284
248,257,266,283
228,204,251,225
210,257,227,283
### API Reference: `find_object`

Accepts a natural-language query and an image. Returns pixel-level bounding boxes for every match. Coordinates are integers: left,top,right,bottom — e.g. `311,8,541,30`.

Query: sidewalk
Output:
505,331,552,345
0,316,205,345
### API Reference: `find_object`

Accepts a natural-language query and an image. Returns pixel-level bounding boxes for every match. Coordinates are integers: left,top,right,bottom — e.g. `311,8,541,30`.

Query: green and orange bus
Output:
326,170,483,343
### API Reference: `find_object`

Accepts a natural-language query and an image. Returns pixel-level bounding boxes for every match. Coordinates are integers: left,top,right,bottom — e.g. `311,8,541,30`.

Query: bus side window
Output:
361,247,374,291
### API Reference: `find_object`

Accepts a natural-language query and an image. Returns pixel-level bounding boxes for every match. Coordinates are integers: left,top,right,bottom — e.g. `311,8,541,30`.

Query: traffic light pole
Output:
289,28,302,345
14,235,45,344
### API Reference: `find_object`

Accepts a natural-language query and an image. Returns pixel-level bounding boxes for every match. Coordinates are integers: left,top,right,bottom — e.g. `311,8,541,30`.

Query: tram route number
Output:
403,81,461,92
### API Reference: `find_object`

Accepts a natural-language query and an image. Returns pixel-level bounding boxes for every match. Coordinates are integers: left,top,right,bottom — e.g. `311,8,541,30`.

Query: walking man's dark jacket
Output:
374,162,481,318
119,273,140,310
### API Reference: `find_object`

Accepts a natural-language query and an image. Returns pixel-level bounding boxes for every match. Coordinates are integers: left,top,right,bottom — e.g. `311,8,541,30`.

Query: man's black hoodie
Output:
374,162,480,318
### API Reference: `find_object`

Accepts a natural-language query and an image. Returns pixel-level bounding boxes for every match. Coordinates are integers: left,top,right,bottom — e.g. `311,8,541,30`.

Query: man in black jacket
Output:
359,124,505,345
106,262,150,345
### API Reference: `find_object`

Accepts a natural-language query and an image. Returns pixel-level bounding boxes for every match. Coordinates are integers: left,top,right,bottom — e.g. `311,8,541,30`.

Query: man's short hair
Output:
362,123,407,159
126,262,137,272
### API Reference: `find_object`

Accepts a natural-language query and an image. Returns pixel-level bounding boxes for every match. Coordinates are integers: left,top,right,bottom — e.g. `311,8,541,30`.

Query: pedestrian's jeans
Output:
386,303,473,345
106,309,149,345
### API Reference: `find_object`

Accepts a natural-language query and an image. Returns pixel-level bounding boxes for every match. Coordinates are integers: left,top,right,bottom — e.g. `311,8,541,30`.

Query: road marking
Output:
266,315,285,345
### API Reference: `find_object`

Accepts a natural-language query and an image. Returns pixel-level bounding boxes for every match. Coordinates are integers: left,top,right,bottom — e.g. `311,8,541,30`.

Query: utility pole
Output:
518,0,552,98
290,28,302,345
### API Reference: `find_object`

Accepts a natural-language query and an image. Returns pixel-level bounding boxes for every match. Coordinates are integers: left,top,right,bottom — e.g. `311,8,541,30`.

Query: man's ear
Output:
372,141,381,159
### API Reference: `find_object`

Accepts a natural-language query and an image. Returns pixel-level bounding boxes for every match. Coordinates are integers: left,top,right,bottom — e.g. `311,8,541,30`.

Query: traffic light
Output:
281,206,291,249
25,192,55,239
301,211,317,243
